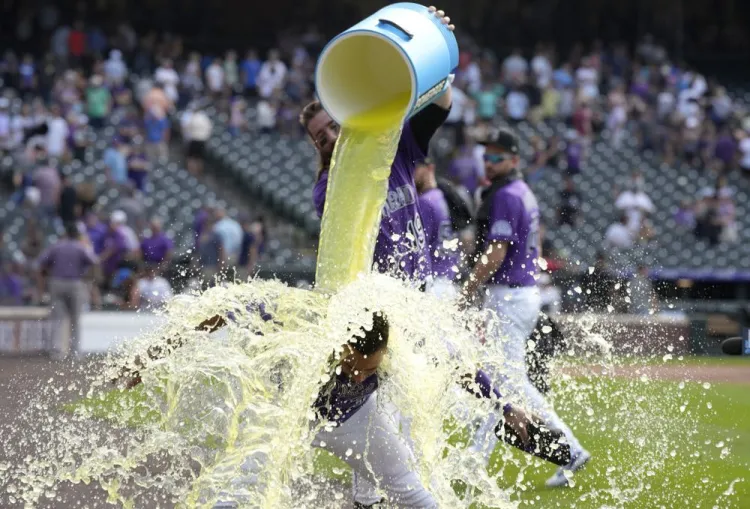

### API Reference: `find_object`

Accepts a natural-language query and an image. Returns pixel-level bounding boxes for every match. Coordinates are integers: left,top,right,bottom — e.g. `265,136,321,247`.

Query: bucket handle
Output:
378,18,414,40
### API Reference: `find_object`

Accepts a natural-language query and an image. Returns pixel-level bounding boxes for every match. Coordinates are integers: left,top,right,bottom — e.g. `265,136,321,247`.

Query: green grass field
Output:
70,357,750,508
315,357,750,508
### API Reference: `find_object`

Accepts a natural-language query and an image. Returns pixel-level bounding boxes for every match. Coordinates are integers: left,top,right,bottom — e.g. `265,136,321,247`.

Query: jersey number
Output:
526,212,540,256
406,216,426,253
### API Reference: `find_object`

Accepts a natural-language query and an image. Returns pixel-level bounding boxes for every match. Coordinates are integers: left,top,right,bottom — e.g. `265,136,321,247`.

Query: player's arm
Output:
461,240,508,301
115,314,228,389
409,103,450,155
433,82,452,110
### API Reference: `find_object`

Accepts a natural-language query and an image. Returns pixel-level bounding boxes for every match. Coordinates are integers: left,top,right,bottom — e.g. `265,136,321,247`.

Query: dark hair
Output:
349,312,389,356
299,100,328,180
64,222,80,239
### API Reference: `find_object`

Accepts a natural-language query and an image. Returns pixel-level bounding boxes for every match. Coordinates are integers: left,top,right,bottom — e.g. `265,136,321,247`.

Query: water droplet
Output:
345,448,353,457
574,286,582,294
702,382,711,389
541,325,552,334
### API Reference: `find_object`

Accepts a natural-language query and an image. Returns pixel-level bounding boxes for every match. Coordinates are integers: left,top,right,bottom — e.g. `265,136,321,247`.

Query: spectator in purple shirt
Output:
565,131,583,175
674,199,696,229
141,218,173,264
100,216,129,281
713,127,736,170
36,223,98,358
84,212,108,254
193,206,211,251
127,145,150,193
0,259,24,305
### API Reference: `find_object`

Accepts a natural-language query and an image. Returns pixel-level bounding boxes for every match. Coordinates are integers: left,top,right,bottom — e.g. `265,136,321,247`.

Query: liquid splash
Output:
0,278,744,508
6,275,518,508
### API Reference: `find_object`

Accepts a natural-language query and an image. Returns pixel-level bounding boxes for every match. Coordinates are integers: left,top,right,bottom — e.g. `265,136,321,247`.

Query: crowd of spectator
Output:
0,16,269,320
1,4,748,329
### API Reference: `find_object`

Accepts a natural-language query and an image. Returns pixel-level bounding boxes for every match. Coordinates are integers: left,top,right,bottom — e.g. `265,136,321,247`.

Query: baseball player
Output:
414,157,462,298
461,127,590,487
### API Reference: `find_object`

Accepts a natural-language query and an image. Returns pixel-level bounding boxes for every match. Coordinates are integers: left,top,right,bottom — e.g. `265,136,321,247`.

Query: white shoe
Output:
545,449,591,488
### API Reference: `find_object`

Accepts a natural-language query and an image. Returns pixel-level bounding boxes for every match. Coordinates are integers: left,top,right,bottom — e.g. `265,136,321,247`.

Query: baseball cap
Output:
479,127,519,154
111,210,127,224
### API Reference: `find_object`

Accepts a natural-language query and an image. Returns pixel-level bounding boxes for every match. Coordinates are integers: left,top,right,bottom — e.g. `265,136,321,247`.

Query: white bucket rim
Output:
314,29,417,127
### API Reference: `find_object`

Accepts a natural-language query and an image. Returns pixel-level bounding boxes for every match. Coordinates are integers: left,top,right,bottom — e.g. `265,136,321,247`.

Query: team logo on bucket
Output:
415,78,448,111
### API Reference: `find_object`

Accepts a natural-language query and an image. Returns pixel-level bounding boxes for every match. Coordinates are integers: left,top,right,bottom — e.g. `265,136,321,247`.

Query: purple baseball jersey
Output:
141,233,173,263
418,188,459,280
313,123,430,282
485,179,540,287
313,371,378,424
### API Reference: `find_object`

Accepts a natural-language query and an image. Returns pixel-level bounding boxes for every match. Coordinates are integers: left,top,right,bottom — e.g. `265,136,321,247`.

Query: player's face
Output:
306,110,339,163
483,148,518,180
340,346,386,384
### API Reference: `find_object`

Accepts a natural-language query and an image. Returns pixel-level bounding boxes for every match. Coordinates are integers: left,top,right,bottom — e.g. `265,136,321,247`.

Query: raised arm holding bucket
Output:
307,4,459,292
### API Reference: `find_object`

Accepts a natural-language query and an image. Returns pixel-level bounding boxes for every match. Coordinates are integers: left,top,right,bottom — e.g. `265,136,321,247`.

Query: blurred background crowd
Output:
0,0,749,324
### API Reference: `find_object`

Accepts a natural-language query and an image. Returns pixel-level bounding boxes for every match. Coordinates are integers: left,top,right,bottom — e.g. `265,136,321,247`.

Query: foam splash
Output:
5,276,519,508
1,278,745,508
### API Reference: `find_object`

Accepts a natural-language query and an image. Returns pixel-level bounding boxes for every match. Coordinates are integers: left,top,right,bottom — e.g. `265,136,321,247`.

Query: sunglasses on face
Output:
483,153,513,164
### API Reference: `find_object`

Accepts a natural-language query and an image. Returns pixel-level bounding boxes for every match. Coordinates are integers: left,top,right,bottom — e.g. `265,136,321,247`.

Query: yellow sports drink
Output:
314,2,460,291
315,96,409,291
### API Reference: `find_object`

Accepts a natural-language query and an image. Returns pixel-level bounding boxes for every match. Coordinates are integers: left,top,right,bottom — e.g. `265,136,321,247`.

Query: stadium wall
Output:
0,309,735,357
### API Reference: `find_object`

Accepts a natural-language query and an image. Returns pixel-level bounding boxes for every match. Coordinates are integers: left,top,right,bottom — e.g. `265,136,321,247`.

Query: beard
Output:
320,147,333,171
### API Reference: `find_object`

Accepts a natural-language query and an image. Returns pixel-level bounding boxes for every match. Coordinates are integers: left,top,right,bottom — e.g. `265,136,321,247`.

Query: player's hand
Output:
503,407,532,445
428,6,455,31
457,294,472,312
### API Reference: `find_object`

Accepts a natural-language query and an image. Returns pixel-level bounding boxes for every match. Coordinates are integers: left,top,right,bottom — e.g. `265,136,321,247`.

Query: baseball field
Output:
1,355,748,508
315,356,750,508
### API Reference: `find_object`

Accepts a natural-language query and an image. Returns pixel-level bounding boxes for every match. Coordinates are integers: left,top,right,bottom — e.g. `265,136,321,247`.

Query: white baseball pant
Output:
472,285,583,462
215,393,436,508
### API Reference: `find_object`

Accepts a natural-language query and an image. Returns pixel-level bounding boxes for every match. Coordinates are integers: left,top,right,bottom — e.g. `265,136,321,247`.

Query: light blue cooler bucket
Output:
315,2,459,127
